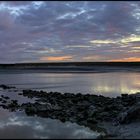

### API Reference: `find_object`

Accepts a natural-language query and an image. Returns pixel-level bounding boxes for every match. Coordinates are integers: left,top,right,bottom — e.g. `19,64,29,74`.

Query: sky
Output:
1,1,140,63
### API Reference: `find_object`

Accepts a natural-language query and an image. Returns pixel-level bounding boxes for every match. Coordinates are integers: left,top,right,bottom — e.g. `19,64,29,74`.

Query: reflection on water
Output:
91,72,140,97
0,109,100,139
0,72,140,97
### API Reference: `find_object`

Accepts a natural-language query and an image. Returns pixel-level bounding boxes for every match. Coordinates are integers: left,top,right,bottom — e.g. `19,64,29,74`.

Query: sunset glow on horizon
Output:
1,1,140,63
40,56,73,61
109,57,140,62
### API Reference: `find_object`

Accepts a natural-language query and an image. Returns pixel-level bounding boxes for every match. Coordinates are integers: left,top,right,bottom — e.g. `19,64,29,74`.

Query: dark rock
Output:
25,105,37,115
116,102,140,124
121,94,128,97
0,84,15,89
87,117,98,124
0,104,7,109
2,100,7,104
12,100,18,104
2,96,10,100
87,105,97,117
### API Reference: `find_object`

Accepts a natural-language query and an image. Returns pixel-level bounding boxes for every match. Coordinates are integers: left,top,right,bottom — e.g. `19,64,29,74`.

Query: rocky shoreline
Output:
0,84,140,138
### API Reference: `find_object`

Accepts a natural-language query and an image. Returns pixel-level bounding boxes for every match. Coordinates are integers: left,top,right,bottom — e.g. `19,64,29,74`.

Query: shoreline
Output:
1,62,140,73
1,67,140,74
0,85,140,138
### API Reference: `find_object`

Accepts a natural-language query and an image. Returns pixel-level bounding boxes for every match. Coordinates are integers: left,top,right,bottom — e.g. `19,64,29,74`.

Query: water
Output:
0,71,140,138
0,109,100,139
0,72,140,97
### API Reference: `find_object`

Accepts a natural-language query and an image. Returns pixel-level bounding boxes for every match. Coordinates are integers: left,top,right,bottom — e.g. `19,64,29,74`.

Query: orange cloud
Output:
40,55,73,61
83,55,107,61
109,57,140,62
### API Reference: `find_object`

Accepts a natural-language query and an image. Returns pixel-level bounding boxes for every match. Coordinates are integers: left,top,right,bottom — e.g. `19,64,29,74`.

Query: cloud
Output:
109,57,140,62
66,45,91,48
90,34,140,46
0,11,15,30
132,46,140,49
2,1,32,6
90,40,116,44
40,56,73,61
82,55,107,61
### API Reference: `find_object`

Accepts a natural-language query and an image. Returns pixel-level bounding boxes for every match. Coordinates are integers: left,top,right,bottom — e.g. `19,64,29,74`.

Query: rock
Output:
89,105,96,110
0,104,7,109
37,105,48,112
2,100,7,103
12,100,18,104
87,105,97,117
87,117,98,124
8,101,19,108
116,102,140,124
60,117,66,122
121,94,128,97
52,104,62,111
0,84,15,89
1,95,4,98
25,105,37,115
2,96,9,100
100,112,110,117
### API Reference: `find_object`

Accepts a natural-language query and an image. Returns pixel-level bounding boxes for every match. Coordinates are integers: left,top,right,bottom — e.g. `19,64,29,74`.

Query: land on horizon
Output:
0,62,140,73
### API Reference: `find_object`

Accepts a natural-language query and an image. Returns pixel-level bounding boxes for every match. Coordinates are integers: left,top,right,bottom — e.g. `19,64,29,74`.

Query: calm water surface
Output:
0,108,100,139
0,72,140,97
0,72,140,138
